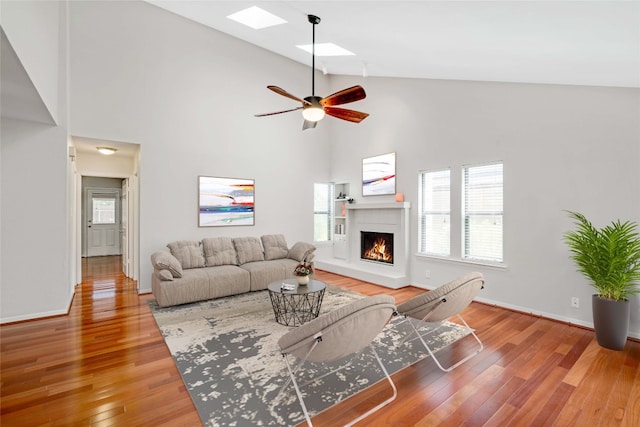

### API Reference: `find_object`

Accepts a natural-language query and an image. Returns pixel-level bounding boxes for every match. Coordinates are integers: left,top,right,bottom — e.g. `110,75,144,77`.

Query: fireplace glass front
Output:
360,231,394,265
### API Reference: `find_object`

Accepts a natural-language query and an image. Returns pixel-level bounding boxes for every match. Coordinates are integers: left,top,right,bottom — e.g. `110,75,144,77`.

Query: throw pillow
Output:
202,237,238,266
167,240,205,269
261,234,289,260
288,241,316,262
233,237,265,265
150,251,183,278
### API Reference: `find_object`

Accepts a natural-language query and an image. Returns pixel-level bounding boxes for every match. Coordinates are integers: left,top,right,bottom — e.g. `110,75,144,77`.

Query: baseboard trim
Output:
1,287,76,325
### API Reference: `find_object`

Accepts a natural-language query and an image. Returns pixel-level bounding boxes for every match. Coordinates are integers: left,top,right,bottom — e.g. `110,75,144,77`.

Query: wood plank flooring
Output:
1,256,638,426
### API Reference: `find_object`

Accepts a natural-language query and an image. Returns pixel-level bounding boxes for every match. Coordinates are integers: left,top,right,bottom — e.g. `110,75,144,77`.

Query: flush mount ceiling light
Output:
97,147,117,155
227,6,287,30
255,15,368,130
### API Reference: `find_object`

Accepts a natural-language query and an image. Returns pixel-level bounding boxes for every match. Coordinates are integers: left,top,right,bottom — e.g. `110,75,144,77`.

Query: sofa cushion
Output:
240,260,289,291
261,234,289,260
288,241,316,262
167,240,205,269
150,251,183,278
233,237,265,265
270,258,299,278
152,266,250,307
203,265,251,297
202,237,238,266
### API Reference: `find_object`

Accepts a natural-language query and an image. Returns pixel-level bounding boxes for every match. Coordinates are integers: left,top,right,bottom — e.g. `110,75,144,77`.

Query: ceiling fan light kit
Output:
255,14,369,130
302,96,325,121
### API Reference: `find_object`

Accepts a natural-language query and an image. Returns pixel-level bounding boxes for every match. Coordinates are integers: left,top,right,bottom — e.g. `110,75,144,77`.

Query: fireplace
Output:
315,202,410,288
361,231,394,265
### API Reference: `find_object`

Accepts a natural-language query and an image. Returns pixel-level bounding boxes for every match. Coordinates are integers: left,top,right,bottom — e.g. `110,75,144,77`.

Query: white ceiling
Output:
1,1,637,128
146,1,640,88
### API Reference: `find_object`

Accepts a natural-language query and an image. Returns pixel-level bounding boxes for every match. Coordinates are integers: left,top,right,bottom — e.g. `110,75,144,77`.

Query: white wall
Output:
1,0,71,323
69,1,332,294
1,118,71,321
327,74,640,337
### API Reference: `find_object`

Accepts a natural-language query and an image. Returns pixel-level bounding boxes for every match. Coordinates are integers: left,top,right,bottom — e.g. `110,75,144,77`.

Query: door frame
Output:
75,174,139,284
70,139,141,291
121,178,130,277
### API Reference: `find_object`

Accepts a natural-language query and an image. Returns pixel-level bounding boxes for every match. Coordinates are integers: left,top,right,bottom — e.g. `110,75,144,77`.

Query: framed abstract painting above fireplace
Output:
198,176,254,227
362,152,396,196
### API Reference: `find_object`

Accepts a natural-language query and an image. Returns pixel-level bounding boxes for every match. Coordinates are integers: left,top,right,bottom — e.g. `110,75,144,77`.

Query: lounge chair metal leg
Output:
343,344,397,427
276,337,321,401
283,353,313,427
409,314,483,372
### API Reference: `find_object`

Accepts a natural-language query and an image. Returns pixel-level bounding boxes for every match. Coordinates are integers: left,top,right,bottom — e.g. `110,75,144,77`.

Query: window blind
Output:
463,162,503,262
313,183,333,242
419,169,451,256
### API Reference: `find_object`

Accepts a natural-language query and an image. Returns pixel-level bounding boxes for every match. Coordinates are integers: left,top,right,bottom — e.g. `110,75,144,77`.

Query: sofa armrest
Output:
150,251,183,278
288,241,317,262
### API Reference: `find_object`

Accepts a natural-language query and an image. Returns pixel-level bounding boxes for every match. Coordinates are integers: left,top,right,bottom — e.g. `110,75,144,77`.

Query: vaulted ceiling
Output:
2,1,638,127
147,1,640,88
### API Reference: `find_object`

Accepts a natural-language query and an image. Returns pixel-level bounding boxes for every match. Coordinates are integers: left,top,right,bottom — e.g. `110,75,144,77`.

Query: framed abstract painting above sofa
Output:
198,176,255,227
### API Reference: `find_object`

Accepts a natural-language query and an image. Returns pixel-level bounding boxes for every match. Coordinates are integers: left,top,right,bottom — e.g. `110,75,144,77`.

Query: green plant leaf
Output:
563,210,640,300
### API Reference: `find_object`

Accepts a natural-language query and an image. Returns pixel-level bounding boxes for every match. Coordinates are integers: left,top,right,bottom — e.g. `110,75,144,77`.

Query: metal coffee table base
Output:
268,280,326,326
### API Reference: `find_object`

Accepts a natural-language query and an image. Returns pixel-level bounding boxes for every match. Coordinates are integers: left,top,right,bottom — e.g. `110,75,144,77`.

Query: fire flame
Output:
363,237,393,262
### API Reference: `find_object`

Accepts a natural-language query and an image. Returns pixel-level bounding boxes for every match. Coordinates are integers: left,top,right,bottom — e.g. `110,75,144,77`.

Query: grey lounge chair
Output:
277,294,397,427
396,272,485,372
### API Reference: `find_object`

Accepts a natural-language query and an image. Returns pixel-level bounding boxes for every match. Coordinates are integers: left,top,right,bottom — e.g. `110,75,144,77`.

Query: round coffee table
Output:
267,279,327,326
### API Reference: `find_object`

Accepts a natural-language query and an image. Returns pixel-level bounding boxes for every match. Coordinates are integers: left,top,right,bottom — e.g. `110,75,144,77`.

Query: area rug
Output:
149,286,470,426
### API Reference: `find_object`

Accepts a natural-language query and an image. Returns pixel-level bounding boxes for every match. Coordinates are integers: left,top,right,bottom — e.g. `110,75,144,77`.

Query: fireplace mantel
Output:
347,202,410,210
316,201,411,288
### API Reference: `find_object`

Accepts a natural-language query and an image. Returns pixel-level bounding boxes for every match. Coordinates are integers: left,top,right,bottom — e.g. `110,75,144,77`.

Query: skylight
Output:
227,6,287,30
296,43,355,56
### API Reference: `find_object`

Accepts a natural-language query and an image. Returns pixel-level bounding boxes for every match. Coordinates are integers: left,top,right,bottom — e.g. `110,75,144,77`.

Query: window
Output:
313,183,333,242
462,162,503,262
92,197,116,224
418,169,450,256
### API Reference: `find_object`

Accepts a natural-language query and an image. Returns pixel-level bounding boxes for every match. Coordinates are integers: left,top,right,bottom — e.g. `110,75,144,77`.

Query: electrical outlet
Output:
571,297,580,308
425,270,431,279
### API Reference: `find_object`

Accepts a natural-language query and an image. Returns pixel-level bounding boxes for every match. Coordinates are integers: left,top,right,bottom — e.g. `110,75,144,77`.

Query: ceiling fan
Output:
255,14,369,130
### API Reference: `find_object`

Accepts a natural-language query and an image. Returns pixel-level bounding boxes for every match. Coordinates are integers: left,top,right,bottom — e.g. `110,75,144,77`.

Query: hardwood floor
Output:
1,256,638,426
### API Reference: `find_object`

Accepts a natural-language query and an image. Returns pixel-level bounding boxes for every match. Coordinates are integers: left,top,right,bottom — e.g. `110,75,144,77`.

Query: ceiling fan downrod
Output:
308,14,320,96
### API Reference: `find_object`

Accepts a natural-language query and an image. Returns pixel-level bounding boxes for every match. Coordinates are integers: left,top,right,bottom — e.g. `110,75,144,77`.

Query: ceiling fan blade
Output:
255,106,303,117
302,120,317,130
267,86,312,105
320,86,366,107
324,106,369,123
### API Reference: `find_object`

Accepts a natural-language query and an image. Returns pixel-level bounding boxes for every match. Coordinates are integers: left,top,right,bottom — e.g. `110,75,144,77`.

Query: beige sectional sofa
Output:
151,234,316,307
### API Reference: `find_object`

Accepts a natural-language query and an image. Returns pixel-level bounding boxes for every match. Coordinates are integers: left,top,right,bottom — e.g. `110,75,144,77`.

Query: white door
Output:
87,189,121,257
121,179,130,277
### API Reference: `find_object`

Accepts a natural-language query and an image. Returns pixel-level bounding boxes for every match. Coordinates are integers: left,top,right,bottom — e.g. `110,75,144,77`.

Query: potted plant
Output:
293,261,314,286
563,210,640,350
